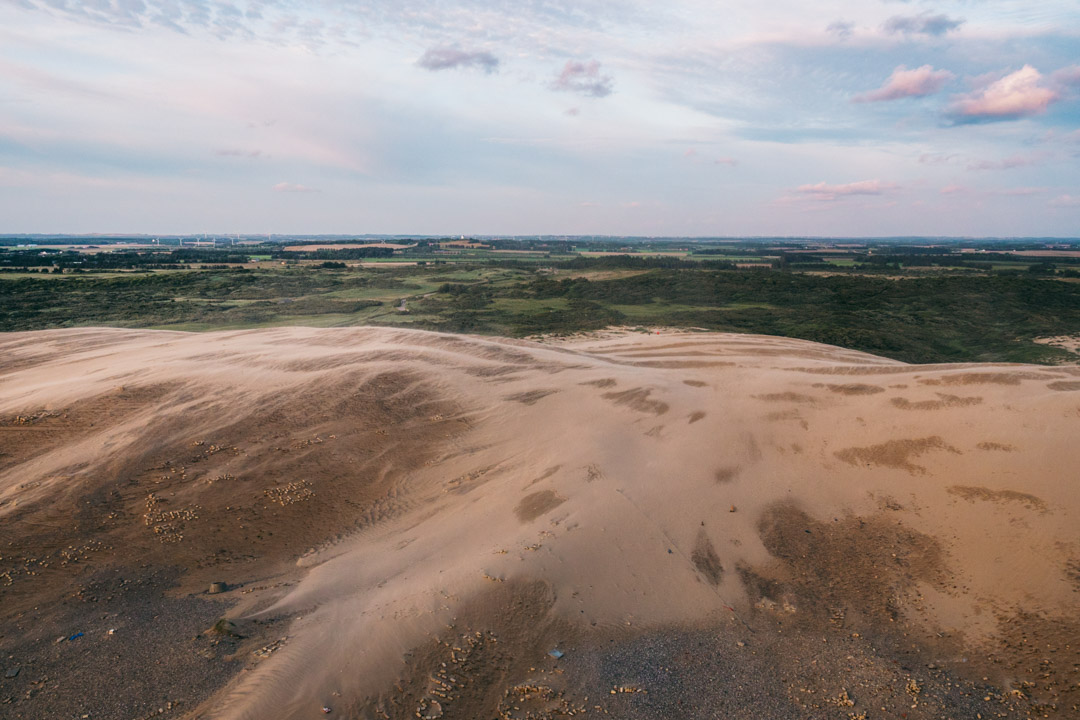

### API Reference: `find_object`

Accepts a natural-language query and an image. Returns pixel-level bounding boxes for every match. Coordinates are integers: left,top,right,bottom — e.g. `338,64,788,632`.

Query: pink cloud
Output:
795,180,897,201
855,65,953,103
949,66,1058,122
272,182,318,193
940,184,966,195
714,157,738,166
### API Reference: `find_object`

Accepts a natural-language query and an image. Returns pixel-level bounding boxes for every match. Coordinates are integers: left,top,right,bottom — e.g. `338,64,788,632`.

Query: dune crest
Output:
1,327,1077,719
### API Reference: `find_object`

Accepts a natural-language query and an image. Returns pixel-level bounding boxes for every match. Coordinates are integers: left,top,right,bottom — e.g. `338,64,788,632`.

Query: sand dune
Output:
1,327,1078,719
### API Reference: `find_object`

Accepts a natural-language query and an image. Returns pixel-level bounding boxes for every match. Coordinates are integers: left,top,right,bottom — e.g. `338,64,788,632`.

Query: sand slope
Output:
1,327,1078,719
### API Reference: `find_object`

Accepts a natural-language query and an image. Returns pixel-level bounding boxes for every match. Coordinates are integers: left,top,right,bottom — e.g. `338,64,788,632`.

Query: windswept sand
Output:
1,327,1078,719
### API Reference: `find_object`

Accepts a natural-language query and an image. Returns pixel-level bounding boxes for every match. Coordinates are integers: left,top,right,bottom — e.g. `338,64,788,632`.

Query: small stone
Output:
4,667,19,679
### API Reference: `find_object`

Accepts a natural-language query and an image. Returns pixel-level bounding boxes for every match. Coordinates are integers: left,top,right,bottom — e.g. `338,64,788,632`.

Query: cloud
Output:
940,184,966,195
272,182,317,193
949,66,1058,122
795,180,897,201
966,154,1039,171
13,0,262,39
550,60,613,98
992,187,1046,196
1051,65,1080,89
685,149,738,166
1049,194,1080,208
919,153,958,166
4,0,1078,236
417,47,499,74
217,149,263,159
883,13,964,36
1036,128,1080,148
826,20,854,39
855,65,953,102
0,58,118,100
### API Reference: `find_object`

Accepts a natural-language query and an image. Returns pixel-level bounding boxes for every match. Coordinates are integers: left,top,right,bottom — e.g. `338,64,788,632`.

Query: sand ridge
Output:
1,326,1078,719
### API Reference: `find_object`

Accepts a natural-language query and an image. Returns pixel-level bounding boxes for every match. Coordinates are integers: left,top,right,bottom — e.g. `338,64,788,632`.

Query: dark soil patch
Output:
515,490,566,523
690,530,723,585
601,387,669,415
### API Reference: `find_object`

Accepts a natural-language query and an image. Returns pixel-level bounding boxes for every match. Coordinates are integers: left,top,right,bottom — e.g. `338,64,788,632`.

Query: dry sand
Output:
1,327,1078,719
1035,335,1080,358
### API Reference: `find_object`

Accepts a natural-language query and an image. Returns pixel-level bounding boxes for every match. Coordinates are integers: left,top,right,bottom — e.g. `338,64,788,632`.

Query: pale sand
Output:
1,327,1078,718
1035,334,1080,356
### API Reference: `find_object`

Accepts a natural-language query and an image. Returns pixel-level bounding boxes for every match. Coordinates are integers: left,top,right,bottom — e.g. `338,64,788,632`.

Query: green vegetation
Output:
1,254,1078,364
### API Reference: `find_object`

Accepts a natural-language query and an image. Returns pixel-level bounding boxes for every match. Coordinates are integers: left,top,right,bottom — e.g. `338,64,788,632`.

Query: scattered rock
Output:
253,637,287,658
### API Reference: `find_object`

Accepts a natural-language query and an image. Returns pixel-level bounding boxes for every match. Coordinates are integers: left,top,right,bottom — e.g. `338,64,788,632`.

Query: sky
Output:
1,0,1079,236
